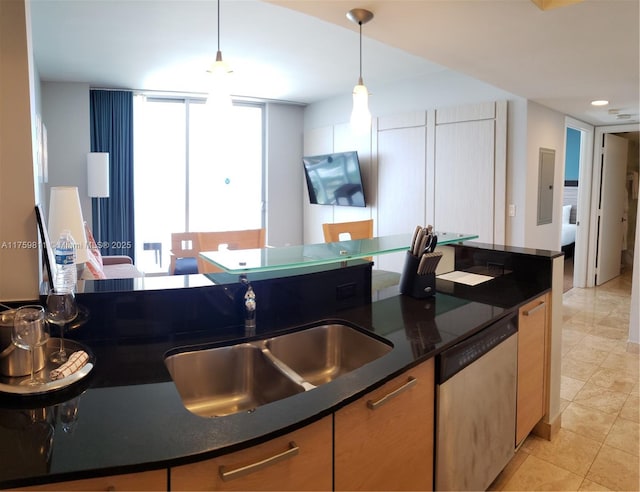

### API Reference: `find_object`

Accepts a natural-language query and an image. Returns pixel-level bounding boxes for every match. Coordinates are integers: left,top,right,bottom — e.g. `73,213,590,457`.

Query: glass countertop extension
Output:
199,232,478,274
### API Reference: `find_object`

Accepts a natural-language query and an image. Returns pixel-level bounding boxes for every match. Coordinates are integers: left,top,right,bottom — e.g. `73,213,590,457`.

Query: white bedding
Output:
562,223,577,247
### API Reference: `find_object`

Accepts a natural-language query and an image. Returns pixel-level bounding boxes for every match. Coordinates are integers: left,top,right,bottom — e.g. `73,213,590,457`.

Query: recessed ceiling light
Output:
591,100,609,106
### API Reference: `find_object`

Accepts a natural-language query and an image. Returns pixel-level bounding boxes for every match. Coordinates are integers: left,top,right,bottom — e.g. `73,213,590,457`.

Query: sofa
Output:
81,223,142,279
103,256,141,279
81,254,141,280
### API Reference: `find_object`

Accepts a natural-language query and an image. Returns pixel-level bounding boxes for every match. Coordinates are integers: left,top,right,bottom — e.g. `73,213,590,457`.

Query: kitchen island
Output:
0,241,563,490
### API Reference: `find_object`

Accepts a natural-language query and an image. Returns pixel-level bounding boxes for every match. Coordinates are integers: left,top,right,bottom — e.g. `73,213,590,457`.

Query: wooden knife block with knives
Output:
400,225,443,298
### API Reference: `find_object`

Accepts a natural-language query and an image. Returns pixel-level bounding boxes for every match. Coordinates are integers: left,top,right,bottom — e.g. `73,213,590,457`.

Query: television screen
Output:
302,151,366,207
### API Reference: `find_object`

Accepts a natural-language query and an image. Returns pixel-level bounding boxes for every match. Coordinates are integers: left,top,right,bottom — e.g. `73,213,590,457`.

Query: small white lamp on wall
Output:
48,186,90,271
87,152,110,241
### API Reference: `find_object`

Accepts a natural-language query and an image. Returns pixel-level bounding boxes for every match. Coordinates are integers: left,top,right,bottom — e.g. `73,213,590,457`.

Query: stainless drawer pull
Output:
367,376,417,410
219,441,299,481
523,301,545,316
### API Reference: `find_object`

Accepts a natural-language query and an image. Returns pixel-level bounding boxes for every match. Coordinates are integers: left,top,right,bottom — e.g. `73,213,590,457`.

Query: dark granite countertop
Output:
0,258,553,488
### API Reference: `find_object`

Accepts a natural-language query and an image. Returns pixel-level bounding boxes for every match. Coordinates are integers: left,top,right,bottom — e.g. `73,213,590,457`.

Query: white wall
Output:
523,102,567,251
302,124,375,244
41,82,91,227
304,70,520,132
506,99,529,247
265,103,305,247
302,70,569,250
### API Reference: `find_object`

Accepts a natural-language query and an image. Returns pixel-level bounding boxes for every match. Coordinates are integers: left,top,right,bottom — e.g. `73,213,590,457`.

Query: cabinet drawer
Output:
335,359,435,491
170,416,332,491
11,469,167,491
516,293,549,445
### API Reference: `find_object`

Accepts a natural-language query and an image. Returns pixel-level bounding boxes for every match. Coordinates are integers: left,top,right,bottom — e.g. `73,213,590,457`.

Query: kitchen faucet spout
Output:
240,274,256,336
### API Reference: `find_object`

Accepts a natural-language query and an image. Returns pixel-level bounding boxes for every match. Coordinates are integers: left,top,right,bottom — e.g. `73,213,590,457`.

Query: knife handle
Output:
429,235,438,253
417,254,428,274
410,225,422,256
412,228,425,256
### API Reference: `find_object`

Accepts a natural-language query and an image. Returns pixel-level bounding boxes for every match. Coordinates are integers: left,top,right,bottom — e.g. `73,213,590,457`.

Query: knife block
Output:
399,251,436,298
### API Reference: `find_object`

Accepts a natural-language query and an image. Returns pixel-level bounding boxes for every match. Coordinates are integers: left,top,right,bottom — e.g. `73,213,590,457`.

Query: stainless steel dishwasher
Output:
435,312,518,491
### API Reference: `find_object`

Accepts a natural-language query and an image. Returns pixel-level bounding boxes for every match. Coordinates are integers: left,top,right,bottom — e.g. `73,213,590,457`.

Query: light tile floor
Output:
491,267,639,492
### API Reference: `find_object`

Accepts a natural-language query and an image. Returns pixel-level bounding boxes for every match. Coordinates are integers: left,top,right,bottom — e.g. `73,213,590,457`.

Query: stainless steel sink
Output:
165,343,305,418
265,323,393,386
165,323,392,418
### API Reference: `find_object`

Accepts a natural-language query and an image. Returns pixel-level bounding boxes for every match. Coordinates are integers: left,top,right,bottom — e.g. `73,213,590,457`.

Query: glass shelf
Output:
199,232,478,274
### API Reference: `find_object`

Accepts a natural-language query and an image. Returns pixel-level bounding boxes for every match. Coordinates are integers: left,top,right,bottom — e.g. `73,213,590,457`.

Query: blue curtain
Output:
90,90,135,260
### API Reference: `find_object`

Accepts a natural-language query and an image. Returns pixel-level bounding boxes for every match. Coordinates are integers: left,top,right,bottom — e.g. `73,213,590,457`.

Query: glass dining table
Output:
199,232,478,275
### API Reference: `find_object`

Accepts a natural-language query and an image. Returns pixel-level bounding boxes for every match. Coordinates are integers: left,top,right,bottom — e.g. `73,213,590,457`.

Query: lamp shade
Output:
48,186,89,264
87,152,110,198
351,82,372,135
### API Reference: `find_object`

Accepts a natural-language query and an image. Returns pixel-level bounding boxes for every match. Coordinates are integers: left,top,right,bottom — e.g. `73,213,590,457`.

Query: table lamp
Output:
47,186,89,278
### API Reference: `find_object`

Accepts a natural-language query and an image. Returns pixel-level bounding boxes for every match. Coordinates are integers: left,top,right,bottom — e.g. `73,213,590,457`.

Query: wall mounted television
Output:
302,151,366,207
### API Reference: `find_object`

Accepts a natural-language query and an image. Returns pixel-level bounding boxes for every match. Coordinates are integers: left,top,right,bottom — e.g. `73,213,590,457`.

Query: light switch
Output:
509,204,516,217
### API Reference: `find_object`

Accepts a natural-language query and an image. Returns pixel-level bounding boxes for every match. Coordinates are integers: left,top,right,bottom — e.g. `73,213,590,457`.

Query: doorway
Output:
563,120,639,289
588,125,639,287
563,117,594,289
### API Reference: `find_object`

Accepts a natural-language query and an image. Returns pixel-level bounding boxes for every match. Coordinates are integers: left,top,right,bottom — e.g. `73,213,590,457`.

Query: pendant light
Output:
206,0,233,115
347,8,373,135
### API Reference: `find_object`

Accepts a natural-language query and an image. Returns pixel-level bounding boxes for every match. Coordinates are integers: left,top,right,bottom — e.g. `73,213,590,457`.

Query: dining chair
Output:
169,232,200,275
321,219,401,292
197,229,266,274
322,219,373,243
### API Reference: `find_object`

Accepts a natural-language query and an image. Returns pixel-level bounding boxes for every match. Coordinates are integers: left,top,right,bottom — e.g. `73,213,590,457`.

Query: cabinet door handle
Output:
367,376,417,410
523,301,545,316
218,441,299,481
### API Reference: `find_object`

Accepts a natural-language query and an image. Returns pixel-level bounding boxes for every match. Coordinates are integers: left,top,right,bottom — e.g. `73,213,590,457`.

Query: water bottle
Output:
53,230,77,293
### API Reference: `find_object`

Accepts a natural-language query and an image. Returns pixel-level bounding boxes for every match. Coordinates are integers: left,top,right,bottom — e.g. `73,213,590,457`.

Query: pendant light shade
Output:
351,79,371,133
207,0,233,114
347,8,374,135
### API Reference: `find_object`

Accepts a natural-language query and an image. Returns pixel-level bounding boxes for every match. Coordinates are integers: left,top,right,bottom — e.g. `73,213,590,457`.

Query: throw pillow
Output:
83,222,106,279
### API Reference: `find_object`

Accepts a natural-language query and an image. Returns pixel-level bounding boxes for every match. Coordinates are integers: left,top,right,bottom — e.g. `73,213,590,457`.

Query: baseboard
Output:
533,413,561,441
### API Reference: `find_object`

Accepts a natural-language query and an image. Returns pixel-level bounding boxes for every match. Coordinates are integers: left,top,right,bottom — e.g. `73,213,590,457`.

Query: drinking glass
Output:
12,305,49,386
45,291,77,364
59,395,81,434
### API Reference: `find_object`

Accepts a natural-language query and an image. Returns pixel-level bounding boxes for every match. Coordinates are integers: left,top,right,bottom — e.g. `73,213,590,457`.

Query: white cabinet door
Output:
434,119,496,243
595,133,628,285
377,125,426,273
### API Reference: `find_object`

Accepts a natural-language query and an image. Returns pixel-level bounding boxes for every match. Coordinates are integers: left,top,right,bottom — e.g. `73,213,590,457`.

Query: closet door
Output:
434,119,495,242
377,124,426,273
433,101,506,245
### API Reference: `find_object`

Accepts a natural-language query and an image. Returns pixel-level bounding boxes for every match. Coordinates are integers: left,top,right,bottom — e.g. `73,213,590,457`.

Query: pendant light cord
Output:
358,21,363,81
217,0,221,52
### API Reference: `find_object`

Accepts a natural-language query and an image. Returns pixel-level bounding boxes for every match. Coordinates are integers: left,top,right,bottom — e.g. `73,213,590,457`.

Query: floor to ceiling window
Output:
133,95,264,274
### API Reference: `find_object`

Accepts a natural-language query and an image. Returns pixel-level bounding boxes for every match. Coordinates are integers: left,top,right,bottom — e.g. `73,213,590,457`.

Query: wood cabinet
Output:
334,359,435,491
13,469,167,491
516,293,549,445
170,415,332,491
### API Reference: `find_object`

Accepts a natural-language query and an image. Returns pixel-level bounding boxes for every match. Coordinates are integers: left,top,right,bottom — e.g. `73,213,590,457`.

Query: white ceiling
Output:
30,0,639,126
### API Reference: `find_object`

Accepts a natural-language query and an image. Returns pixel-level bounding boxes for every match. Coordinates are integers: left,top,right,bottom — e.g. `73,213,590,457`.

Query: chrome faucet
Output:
239,274,256,335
